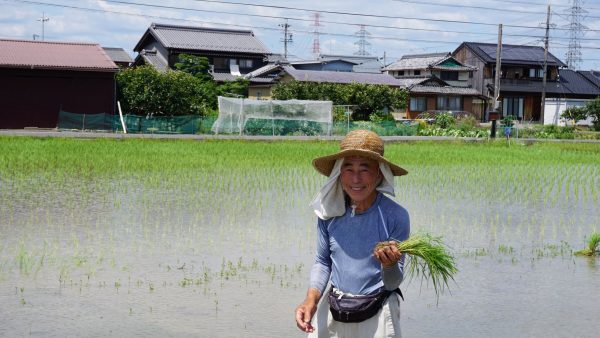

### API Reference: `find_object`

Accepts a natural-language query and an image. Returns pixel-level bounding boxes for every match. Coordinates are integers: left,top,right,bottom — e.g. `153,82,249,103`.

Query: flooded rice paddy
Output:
0,137,599,337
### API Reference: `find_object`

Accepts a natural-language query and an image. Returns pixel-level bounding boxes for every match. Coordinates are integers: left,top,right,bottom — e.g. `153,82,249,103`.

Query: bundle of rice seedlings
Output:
574,233,600,256
375,233,458,300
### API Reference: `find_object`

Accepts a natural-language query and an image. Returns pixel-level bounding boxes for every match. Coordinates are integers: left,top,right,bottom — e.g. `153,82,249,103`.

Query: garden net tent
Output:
212,97,333,136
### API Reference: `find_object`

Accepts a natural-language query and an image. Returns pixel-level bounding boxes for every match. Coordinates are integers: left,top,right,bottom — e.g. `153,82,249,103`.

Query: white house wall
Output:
544,98,593,126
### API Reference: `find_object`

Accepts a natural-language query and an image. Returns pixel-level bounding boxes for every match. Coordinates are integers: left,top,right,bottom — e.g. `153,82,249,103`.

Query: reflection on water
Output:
1,164,599,337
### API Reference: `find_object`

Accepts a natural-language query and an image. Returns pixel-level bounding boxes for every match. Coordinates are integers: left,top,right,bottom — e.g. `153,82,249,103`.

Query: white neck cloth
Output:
309,158,396,220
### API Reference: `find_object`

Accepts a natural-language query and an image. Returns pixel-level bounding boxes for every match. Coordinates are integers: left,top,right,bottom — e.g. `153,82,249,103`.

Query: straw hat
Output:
312,129,408,177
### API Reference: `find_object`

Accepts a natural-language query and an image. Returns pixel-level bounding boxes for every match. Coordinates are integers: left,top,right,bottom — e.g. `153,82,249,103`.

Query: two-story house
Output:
133,23,271,81
453,42,567,122
383,53,482,118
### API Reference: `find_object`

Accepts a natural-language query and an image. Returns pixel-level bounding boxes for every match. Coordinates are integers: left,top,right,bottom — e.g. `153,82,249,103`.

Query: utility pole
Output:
38,12,49,41
311,12,322,58
493,24,503,114
279,20,292,59
541,5,551,125
490,23,502,137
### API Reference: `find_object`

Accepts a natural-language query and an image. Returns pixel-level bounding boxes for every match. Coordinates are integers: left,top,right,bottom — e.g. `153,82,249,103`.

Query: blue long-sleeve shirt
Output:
309,192,410,296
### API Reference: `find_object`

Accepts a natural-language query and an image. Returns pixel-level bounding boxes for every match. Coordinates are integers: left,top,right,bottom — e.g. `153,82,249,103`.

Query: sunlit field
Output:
1,137,598,337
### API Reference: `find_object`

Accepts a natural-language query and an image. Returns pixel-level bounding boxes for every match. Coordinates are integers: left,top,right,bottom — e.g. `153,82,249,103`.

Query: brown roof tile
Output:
0,39,118,72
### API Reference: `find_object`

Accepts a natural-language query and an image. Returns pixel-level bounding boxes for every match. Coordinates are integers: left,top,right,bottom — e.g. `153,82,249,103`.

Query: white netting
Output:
212,96,333,135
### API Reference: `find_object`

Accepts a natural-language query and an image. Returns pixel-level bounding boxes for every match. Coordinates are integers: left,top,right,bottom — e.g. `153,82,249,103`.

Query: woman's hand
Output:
374,240,402,267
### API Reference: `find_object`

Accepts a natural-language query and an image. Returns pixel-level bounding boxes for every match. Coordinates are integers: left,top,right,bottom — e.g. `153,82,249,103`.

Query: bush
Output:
243,119,324,136
561,106,588,126
434,112,456,129
272,81,408,120
585,97,600,131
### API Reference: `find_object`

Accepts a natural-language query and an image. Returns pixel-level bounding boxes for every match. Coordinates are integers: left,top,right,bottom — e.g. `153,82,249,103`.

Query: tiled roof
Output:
244,63,281,78
134,23,271,55
0,39,118,72
497,73,599,96
102,47,133,64
319,54,379,64
557,69,600,96
211,72,240,82
383,52,476,72
136,49,168,71
394,77,432,87
410,85,481,95
578,70,600,89
457,42,567,67
213,72,273,83
282,66,403,86
383,53,448,71
352,60,383,73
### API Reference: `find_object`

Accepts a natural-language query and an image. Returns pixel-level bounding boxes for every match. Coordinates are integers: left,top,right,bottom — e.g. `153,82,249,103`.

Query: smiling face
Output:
340,156,381,212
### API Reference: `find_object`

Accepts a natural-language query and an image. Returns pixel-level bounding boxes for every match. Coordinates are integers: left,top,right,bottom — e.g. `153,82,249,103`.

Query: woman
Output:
295,129,410,338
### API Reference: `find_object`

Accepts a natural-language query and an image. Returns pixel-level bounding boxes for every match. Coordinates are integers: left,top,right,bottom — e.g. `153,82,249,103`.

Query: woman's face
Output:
340,156,380,208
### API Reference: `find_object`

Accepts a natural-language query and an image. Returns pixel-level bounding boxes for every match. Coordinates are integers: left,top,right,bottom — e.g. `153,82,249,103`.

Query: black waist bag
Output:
328,287,403,323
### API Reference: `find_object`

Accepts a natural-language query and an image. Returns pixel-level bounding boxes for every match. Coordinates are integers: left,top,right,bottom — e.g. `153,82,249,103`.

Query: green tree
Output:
561,106,588,126
271,81,407,120
585,96,600,131
174,53,249,107
174,54,213,82
116,65,212,116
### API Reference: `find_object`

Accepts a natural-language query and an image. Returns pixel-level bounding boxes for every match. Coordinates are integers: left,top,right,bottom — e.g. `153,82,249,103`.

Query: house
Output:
403,77,482,119
132,23,271,81
0,39,118,129
383,52,476,87
453,42,567,122
383,52,482,118
543,69,600,125
245,64,402,99
291,54,382,73
244,64,481,119
102,47,133,68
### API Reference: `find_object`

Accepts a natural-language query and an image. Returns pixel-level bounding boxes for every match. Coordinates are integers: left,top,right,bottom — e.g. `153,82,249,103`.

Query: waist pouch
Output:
328,287,403,323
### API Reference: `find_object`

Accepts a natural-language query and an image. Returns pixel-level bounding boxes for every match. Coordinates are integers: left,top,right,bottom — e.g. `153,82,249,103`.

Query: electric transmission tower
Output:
564,0,587,70
311,12,322,57
354,25,371,56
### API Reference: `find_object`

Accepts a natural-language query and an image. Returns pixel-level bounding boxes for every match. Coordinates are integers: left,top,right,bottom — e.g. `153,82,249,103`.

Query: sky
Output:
1,0,600,70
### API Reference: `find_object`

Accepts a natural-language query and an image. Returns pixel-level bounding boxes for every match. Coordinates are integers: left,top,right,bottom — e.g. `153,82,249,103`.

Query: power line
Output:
148,0,551,29
5,0,600,55
392,0,546,15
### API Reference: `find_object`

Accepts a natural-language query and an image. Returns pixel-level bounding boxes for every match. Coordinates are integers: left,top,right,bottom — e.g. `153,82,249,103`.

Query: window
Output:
410,97,427,111
239,59,254,68
414,70,421,76
502,97,524,118
437,96,461,111
440,71,459,81
213,58,227,70
398,71,405,76
528,68,544,78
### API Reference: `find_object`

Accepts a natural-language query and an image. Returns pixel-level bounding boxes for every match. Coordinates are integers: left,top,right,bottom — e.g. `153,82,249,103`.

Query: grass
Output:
574,233,600,256
0,136,598,289
377,234,457,301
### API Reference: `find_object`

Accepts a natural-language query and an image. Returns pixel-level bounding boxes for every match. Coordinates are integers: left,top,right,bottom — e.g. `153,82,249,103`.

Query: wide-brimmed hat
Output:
312,129,408,177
